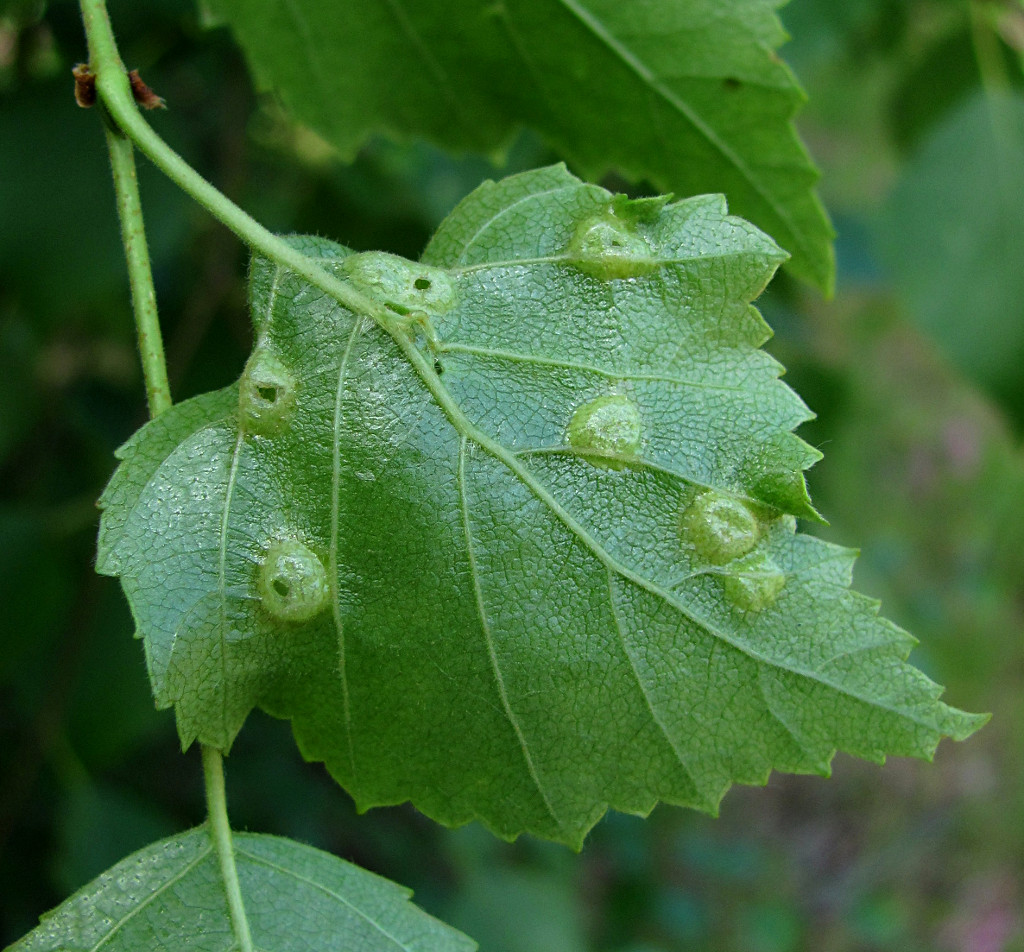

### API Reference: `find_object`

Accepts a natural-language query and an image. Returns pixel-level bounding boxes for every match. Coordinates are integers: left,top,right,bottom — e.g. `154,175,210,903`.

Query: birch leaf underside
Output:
98,166,984,847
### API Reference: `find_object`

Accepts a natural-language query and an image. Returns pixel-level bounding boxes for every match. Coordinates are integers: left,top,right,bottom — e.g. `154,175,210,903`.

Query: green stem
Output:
202,745,255,952
82,3,253,946
103,125,172,416
79,0,386,331
82,0,171,417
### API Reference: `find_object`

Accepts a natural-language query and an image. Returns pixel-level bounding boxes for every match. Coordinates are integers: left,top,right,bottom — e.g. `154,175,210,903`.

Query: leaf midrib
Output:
385,326,950,734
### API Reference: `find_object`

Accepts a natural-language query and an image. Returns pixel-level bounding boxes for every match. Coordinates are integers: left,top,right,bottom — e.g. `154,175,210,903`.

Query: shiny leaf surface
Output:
98,167,984,846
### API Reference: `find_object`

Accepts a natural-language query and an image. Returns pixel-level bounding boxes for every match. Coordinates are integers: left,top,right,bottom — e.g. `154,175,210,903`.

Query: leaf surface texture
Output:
98,167,984,846
205,0,834,289
10,827,474,952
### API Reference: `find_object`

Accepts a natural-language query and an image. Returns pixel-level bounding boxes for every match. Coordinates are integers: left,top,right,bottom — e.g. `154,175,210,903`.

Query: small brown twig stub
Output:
72,63,96,108
73,63,166,110
128,69,166,110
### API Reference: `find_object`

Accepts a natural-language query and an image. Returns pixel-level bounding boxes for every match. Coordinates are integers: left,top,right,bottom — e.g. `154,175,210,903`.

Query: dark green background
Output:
1,1,1021,949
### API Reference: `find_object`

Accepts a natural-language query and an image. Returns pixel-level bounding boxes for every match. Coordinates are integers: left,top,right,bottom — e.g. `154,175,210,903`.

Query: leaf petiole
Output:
202,745,255,952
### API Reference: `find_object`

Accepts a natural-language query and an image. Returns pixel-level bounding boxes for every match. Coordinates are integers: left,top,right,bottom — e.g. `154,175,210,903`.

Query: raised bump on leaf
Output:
566,212,657,280
343,251,456,314
567,394,642,468
722,554,786,612
258,539,329,623
683,491,761,564
94,172,988,847
239,349,297,437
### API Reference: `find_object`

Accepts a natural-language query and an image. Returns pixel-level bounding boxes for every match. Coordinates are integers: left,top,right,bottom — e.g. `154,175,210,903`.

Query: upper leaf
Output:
9,827,475,951
98,167,984,848
204,0,834,290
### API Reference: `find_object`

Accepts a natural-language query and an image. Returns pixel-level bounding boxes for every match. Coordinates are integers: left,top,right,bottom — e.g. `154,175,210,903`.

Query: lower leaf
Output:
9,827,475,952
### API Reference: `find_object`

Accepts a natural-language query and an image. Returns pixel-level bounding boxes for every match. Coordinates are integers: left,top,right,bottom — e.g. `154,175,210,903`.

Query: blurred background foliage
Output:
1,0,1022,949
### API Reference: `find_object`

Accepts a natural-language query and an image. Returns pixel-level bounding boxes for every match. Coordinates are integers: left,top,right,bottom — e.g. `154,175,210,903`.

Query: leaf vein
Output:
606,570,704,799
382,0,461,113
456,183,580,264
217,431,246,741
89,844,212,952
457,436,563,827
756,665,822,766
329,317,365,780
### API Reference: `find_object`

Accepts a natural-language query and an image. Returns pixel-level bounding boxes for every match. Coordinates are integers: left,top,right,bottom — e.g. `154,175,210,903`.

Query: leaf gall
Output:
239,349,297,437
258,539,330,623
344,252,456,315
567,213,657,280
683,491,761,564
567,394,642,468
722,555,786,612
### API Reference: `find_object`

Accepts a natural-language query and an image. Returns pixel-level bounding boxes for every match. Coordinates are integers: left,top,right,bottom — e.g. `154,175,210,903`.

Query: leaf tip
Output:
946,708,992,744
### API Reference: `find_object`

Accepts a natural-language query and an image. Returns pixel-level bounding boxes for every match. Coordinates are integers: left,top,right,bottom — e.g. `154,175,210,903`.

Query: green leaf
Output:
98,166,985,848
205,0,834,291
875,90,1024,419
9,827,475,952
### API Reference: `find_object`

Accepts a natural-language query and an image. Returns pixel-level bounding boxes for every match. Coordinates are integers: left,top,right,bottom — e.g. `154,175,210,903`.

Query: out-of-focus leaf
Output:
97,166,983,848
0,0,45,23
779,0,904,67
736,900,802,952
887,23,1023,153
875,90,1024,421
0,313,42,464
206,0,834,289
11,827,476,952
780,294,1024,699
65,581,171,769
888,26,980,153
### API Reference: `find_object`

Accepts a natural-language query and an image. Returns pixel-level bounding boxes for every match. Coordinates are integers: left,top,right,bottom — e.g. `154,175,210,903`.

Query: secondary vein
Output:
457,436,562,827
330,317,365,779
